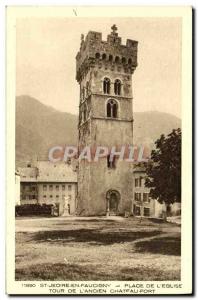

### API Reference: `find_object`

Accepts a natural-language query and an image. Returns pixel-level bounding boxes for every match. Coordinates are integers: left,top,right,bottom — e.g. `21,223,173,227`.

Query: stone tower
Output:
76,25,138,216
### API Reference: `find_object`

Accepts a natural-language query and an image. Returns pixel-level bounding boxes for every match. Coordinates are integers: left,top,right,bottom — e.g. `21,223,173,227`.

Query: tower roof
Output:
76,25,138,82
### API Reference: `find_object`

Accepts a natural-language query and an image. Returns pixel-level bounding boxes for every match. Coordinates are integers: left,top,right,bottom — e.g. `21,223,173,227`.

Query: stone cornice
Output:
91,93,133,101
91,116,133,122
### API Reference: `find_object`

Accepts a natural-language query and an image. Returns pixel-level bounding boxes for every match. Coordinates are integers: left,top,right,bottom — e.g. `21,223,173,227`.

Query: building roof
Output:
36,161,77,183
18,167,38,182
133,165,146,173
18,161,77,183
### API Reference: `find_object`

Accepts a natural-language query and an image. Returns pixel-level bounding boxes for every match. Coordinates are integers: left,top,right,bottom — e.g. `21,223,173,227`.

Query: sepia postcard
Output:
6,6,192,295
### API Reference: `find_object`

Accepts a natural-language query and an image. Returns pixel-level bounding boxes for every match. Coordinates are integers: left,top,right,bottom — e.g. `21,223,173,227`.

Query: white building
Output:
18,160,77,216
133,166,181,218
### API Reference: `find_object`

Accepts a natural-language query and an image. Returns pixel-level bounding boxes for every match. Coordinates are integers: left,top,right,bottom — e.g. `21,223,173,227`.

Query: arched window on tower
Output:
115,56,120,63
106,99,118,118
109,54,113,62
103,77,111,94
95,52,100,59
114,79,121,95
102,53,106,60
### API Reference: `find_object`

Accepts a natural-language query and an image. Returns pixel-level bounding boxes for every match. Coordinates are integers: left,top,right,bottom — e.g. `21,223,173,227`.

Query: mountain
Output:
133,111,181,146
16,95,78,166
16,95,181,166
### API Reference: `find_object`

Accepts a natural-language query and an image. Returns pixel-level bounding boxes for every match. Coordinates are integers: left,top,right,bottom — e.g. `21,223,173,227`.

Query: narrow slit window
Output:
107,154,116,169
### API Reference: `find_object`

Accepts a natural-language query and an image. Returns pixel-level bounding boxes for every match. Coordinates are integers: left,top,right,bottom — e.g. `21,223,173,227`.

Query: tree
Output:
145,128,181,206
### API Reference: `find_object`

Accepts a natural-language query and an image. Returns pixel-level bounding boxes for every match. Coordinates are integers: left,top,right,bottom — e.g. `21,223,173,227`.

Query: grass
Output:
28,228,162,245
15,216,181,281
15,263,180,281
134,236,181,256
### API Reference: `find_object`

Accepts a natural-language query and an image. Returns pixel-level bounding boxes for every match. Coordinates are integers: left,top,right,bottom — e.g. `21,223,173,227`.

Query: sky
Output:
16,17,181,118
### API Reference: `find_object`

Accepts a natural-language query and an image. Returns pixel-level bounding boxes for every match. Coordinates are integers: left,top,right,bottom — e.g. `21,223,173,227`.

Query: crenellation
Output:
76,26,138,82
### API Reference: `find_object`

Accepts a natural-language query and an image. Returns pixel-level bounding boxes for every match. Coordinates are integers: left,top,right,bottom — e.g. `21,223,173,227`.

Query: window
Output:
109,54,113,61
143,193,150,203
135,178,139,187
115,56,120,63
144,207,150,217
102,53,106,60
43,185,47,191
106,99,118,118
114,79,121,95
49,185,53,191
56,195,59,198
134,192,141,202
107,154,116,169
31,186,36,191
67,158,71,165
103,77,110,94
122,57,126,64
135,177,143,187
68,185,72,191
62,185,65,191
86,81,89,97
95,52,100,59
167,205,171,216
128,58,132,65
50,195,53,198
83,104,87,121
81,87,85,100
134,205,141,216
43,195,46,198
56,185,59,191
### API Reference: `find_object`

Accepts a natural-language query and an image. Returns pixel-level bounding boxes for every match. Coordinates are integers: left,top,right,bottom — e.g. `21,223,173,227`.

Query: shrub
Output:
15,204,54,216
